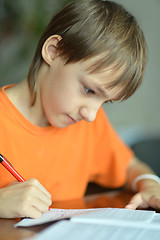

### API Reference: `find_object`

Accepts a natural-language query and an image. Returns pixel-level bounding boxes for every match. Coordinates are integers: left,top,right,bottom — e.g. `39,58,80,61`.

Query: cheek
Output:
46,90,63,112
41,65,81,113
43,86,75,114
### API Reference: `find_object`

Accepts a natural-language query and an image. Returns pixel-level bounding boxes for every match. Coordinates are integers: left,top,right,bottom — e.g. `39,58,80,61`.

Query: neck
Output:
5,79,50,127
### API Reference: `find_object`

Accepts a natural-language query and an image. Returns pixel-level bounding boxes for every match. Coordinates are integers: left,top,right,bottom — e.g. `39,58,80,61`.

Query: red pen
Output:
0,154,51,210
0,154,25,182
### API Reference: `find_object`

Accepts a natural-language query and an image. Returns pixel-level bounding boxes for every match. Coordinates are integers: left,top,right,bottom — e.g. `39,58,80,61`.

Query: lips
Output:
66,114,77,124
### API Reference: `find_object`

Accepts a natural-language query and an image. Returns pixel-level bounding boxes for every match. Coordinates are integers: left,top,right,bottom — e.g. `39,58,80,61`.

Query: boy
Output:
0,0,160,219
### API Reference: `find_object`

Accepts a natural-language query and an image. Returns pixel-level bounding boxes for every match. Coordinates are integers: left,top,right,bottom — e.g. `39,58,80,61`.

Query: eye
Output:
84,86,95,95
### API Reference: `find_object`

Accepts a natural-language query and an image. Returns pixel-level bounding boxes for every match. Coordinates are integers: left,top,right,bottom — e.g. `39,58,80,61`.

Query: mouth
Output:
66,115,77,125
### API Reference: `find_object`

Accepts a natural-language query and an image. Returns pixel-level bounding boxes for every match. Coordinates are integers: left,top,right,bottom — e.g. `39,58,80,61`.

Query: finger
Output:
8,179,52,201
23,206,42,219
32,198,50,213
35,189,52,207
23,180,52,206
125,203,137,210
26,179,51,198
125,193,148,210
147,195,160,210
17,195,50,218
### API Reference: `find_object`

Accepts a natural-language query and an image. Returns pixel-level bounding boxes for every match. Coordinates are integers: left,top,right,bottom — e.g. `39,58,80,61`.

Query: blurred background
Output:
0,0,160,149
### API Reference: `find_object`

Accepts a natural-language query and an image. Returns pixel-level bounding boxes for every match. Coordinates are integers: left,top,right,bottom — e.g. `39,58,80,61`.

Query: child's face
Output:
40,55,123,128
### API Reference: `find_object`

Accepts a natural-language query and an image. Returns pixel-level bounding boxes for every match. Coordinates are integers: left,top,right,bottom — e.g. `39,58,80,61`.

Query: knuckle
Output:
24,193,32,203
25,185,36,194
19,195,32,209
29,178,39,186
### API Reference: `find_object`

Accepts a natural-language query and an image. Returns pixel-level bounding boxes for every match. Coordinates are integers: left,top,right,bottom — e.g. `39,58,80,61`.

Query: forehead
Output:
81,55,126,99
82,54,125,80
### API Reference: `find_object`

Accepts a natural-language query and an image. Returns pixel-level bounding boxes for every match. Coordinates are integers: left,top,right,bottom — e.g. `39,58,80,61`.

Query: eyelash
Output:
104,100,113,104
83,86,95,95
83,85,113,104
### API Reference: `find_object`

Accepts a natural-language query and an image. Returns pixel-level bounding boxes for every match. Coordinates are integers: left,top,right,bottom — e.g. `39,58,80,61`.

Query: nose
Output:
79,106,99,122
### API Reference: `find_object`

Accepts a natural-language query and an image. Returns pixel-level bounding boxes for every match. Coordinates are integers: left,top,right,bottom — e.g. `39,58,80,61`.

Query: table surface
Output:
0,190,135,240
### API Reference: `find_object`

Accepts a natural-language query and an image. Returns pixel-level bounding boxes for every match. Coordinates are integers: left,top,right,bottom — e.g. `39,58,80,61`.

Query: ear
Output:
41,35,62,65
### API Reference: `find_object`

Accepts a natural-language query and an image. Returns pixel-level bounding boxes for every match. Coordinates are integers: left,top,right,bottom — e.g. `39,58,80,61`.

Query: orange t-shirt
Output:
0,85,133,201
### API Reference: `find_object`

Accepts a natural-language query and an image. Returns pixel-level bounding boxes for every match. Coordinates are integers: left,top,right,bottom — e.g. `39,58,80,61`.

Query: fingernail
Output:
125,204,132,209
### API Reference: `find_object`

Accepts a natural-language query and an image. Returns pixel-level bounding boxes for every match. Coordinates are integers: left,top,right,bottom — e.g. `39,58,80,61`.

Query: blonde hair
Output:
27,0,147,103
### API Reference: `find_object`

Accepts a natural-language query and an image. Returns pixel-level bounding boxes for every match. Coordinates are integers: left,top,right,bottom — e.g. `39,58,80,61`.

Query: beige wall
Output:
104,0,160,144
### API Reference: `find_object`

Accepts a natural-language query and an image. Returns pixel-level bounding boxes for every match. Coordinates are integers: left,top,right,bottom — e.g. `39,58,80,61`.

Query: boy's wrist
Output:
132,174,160,192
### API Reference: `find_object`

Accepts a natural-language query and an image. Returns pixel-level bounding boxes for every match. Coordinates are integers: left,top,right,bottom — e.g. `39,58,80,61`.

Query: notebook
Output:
18,208,160,240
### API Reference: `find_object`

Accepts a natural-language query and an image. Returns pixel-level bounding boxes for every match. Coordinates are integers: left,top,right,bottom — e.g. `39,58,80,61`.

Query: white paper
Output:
15,207,159,230
150,212,160,224
72,207,155,222
14,208,101,227
26,220,160,240
71,208,157,229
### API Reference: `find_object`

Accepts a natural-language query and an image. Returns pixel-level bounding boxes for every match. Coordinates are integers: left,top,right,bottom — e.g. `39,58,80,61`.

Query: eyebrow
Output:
94,83,109,99
82,75,110,99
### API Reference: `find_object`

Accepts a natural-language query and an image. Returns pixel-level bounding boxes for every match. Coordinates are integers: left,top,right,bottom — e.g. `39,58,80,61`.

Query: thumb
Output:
125,193,148,210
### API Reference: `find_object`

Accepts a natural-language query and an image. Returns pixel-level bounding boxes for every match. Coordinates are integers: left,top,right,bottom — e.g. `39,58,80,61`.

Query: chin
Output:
49,121,67,129
48,115,71,129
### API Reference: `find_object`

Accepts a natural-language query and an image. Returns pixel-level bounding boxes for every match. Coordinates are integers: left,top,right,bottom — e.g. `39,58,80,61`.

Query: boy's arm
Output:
125,156,160,210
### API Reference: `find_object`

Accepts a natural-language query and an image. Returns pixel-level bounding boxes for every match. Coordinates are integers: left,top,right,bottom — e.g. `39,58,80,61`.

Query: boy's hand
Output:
126,156,160,210
125,185,160,210
0,178,52,219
